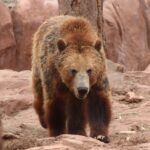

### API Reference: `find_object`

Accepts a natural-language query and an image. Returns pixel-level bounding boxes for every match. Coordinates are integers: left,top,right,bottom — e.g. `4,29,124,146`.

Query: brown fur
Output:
32,16,112,143
60,17,98,47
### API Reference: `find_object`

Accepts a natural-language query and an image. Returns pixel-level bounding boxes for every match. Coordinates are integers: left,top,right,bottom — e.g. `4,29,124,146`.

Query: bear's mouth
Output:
78,95,87,100
75,92,88,100
74,87,89,100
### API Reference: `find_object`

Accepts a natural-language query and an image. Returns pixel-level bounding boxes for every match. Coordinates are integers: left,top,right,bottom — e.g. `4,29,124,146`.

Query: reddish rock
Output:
0,118,2,150
121,91,144,103
26,135,110,150
124,71,150,86
0,1,16,69
0,70,32,116
11,0,58,70
106,59,125,73
104,0,150,71
144,64,150,72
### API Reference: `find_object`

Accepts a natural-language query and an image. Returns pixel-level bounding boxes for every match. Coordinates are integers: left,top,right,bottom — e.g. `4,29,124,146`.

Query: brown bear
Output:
32,16,112,143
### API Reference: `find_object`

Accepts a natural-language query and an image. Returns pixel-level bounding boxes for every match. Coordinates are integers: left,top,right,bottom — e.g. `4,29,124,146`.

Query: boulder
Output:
0,118,2,150
144,64,150,72
0,70,32,116
104,0,150,71
0,1,16,69
11,0,58,70
26,135,111,150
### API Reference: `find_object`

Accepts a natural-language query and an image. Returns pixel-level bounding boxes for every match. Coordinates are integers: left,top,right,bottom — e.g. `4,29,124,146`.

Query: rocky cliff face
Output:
11,0,58,70
0,0,150,71
104,0,150,71
0,0,58,70
0,1,16,69
0,118,2,150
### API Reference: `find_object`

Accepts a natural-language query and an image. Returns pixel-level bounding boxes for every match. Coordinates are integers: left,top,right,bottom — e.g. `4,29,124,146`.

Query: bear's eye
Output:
70,69,78,76
87,69,92,75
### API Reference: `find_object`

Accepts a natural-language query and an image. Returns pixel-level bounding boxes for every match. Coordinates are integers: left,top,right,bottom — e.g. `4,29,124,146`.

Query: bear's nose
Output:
77,87,88,98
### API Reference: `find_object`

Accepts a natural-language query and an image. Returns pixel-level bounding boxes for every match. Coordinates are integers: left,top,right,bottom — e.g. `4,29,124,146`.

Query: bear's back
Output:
32,16,72,57
33,15,98,57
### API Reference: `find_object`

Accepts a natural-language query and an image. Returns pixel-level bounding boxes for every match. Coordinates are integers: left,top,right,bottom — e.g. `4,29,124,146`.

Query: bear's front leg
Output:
67,96,86,136
45,99,67,137
32,73,47,129
88,89,112,143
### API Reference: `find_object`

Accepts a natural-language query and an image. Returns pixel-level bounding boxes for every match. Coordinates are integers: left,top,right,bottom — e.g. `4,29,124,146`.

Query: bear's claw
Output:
95,135,110,143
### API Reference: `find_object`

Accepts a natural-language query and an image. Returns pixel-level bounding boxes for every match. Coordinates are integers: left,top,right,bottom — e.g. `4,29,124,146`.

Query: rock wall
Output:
0,118,2,150
0,1,16,69
0,0,150,71
104,0,150,70
0,0,58,70
12,0,58,70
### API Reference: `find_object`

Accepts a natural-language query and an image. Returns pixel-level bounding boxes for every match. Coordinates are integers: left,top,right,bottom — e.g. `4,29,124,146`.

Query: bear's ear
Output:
94,39,101,51
57,39,67,52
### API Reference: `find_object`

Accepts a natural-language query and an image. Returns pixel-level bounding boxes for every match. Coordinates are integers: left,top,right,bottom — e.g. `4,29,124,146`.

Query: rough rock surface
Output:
0,0,58,71
0,60,150,149
104,0,150,71
0,1,16,70
0,70,32,116
1,0,150,71
26,135,113,150
11,0,58,70
145,64,150,72
0,118,2,150
1,0,16,8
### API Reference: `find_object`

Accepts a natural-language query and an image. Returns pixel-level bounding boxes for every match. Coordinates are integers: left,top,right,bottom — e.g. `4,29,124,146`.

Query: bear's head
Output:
55,39,105,100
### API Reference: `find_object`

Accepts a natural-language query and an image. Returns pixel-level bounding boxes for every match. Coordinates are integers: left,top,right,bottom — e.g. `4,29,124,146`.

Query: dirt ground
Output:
0,64,150,149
